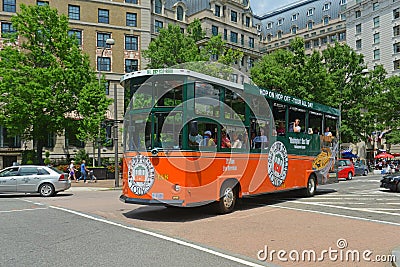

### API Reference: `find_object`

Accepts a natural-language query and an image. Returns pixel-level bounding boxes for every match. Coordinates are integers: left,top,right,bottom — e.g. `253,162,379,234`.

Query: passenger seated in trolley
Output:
252,128,268,149
199,130,216,147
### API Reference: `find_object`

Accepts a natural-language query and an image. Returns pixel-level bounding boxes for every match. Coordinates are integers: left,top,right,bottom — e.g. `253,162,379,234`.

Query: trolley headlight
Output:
173,184,181,192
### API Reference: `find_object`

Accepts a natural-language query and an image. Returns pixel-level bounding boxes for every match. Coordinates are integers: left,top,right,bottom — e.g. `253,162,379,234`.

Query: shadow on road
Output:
123,188,337,222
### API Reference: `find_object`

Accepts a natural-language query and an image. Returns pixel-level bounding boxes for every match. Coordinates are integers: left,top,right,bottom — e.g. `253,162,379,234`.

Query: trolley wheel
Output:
215,182,237,214
302,176,316,197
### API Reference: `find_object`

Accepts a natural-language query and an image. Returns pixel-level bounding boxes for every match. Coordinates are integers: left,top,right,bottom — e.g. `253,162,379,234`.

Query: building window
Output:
1,22,15,36
341,14,346,20
249,37,254,48
126,13,137,26
68,5,80,20
323,16,329,25
330,35,337,42
97,33,111,47
373,33,380,44
245,17,250,27
68,30,82,46
230,31,238,43
277,18,284,26
355,10,361,18
104,81,109,95
97,57,111,71
308,21,313,30
323,3,330,11
292,13,298,21
373,49,380,60
267,34,272,42
155,0,162,14
241,34,244,45
212,25,218,36
65,129,84,148
45,133,55,148
292,26,297,34
177,6,184,21
126,0,138,3
307,8,314,16
356,24,361,34
125,35,138,50
394,42,400,53
394,25,400,36
3,0,16,12
340,0,347,5
215,5,221,17
125,59,138,73
267,22,273,29
231,10,237,22
155,20,163,32
277,31,282,39
373,2,379,11
394,8,400,19
373,16,380,27
98,9,109,24
338,32,346,40
37,1,48,6
356,39,361,49
321,36,328,45
224,29,227,40
394,59,400,70
313,39,319,47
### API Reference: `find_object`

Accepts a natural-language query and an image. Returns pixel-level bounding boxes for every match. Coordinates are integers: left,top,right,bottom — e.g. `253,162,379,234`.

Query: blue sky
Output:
250,0,297,16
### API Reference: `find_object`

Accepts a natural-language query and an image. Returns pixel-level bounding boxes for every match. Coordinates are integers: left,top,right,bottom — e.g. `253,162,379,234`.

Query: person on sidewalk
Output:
77,160,89,183
68,160,77,182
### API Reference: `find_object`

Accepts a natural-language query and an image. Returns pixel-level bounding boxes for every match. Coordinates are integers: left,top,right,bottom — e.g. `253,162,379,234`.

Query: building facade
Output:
0,0,398,167
255,0,347,53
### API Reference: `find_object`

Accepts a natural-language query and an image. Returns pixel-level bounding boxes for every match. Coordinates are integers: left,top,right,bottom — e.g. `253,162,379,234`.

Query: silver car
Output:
0,165,71,197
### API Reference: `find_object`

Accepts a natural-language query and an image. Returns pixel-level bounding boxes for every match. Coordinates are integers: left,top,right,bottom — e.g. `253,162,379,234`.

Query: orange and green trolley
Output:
119,67,339,213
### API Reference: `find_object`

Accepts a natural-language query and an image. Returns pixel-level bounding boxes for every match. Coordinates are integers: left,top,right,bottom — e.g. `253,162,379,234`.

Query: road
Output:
0,174,398,267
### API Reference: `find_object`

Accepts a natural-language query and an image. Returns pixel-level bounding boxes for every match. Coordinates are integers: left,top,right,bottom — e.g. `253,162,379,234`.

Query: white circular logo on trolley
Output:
128,155,155,196
268,141,289,187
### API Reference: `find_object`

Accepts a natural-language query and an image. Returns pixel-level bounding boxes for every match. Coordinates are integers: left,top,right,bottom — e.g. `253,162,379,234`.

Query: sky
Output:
250,0,298,16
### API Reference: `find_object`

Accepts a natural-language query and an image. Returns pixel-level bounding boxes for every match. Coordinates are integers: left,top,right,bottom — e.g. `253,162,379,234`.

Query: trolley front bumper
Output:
119,195,184,206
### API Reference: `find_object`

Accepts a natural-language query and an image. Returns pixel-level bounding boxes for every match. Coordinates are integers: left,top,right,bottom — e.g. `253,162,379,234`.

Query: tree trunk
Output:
36,139,45,165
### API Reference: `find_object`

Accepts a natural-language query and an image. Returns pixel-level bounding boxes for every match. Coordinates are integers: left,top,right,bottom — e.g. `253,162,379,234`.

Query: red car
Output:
337,158,355,180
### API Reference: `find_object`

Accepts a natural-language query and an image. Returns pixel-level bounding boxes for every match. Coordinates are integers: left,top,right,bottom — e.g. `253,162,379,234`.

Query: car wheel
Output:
302,176,316,197
215,182,237,214
39,183,55,197
347,172,353,180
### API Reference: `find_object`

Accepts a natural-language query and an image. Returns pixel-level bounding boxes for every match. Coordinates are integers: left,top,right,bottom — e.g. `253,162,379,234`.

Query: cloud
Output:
250,0,297,16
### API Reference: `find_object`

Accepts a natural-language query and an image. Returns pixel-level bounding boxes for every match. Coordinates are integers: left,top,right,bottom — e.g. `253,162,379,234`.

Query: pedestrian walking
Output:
68,160,77,182
88,170,97,183
77,160,89,183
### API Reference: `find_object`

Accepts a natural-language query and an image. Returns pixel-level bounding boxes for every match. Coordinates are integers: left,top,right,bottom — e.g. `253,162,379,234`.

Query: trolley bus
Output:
119,67,339,213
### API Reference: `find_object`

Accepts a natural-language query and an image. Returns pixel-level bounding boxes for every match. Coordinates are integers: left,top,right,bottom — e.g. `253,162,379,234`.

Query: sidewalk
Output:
69,178,122,191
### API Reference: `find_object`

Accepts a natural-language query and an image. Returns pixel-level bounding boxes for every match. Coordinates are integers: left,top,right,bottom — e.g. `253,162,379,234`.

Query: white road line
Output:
0,207,48,213
271,205,400,226
50,206,266,267
288,200,400,216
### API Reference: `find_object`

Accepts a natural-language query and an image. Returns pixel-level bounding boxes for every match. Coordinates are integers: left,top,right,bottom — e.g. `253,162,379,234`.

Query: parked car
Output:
380,172,400,192
0,165,71,197
354,162,369,176
337,159,355,180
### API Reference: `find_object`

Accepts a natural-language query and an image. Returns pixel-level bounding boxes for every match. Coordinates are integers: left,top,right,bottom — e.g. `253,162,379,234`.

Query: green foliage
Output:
143,21,243,69
22,150,37,165
0,4,110,163
74,149,89,163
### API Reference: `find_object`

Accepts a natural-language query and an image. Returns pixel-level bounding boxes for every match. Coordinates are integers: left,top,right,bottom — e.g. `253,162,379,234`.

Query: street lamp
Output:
97,38,115,167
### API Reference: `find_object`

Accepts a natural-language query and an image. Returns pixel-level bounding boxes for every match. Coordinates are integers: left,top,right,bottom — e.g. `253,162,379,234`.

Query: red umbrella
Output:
374,153,394,159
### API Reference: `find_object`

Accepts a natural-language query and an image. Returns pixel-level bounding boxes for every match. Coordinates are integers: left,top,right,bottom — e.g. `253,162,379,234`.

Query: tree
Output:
250,38,386,143
0,4,111,164
143,21,243,70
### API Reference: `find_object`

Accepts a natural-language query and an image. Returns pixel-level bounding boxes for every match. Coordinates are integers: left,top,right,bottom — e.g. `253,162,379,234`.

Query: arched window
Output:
177,6,184,21
155,0,162,14
292,26,297,34
308,21,313,30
